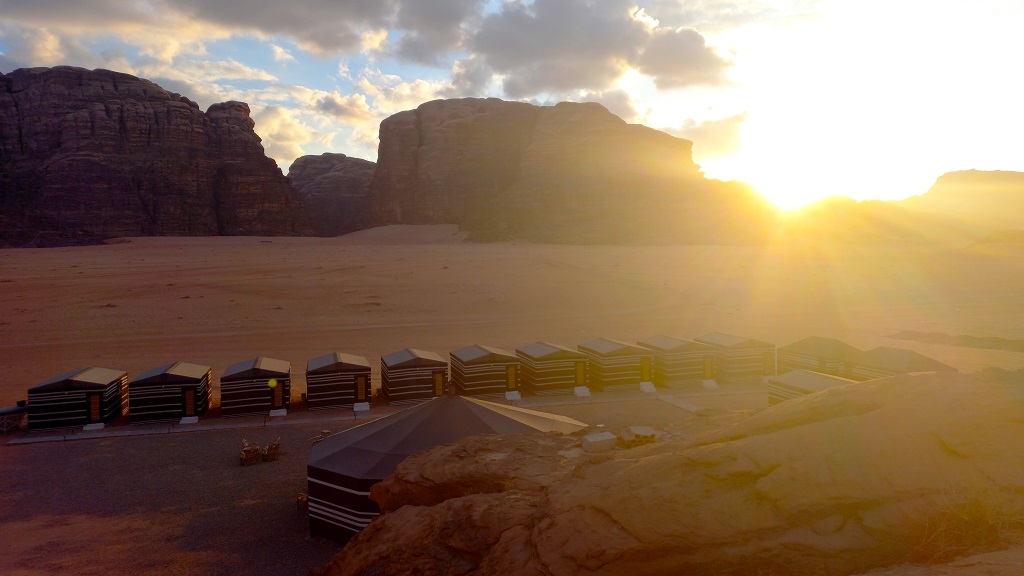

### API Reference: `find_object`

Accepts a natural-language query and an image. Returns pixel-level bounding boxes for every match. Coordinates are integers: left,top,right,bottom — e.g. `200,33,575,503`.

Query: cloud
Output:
313,91,374,122
251,104,319,167
468,0,729,97
270,43,296,63
392,0,481,64
664,112,748,158
581,88,646,123
442,56,493,97
637,0,825,33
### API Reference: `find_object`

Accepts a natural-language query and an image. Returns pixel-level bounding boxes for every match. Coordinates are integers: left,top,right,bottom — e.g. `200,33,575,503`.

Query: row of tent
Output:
23,333,954,431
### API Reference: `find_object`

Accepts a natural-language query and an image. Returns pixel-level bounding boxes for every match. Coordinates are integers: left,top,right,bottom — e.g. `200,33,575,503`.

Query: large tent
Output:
694,332,776,384
777,336,863,377
129,362,211,423
380,348,447,406
767,369,858,405
637,335,715,386
450,344,519,397
27,367,128,430
848,346,957,381
577,338,654,391
306,353,372,410
307,394,586,543
516,341,588,395
220,357,291,417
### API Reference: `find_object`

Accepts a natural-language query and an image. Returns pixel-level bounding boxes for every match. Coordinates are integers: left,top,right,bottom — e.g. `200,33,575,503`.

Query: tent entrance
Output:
703,357,714,379
575,362,586,385
87,394,101,422
433,372,445,395
272,381,284,408
356,375,368,401
640,357,652,381
505,365,517,390
182,389,196,416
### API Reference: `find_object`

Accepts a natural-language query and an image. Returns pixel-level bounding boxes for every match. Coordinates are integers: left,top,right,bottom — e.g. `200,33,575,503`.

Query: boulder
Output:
287,152,376,236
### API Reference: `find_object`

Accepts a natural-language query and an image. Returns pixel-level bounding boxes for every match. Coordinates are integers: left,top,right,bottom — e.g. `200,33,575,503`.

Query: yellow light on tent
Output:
268,378,278,389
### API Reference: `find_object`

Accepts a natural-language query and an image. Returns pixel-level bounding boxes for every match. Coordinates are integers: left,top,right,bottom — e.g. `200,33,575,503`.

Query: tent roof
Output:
780,336,863,359
769,370,857,394
222,357,290,380
516,341,587,361
637,335,714,353
307,352,371,374
694,332,774,349
32,367,126,392
857,347,957,373
309,395,586,481
131,362,211,384
451,344,517,364
578,338,648,357
381,348,446,368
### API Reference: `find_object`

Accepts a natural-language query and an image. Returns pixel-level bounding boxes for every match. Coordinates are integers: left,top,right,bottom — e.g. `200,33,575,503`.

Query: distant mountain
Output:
287,153,375,236
0,66,310,247
899,170,1024,231
367,98,778,244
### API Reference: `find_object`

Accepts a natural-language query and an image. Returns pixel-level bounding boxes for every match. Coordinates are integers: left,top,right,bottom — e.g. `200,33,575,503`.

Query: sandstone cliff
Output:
899,170,1024,232
318,373,1024,575
0,66,309,246
368,98,776,244
287,152,375,236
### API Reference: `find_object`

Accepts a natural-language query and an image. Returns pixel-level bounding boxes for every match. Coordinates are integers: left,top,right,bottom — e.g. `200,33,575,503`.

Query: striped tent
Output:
777,336,863,377
767,369,858,405
220,357,291,417
381,348,447,406
450,345,519,397
577,338,653,392
848,347,957,381
306,353,372,410
637,335,715,386
27,367,128,430
694,332,776,385
129,362,211,423
307,394,586,543
516,341,588,396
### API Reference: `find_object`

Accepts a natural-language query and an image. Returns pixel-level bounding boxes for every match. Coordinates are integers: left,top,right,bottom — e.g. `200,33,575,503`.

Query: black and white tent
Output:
848,346,957,381
516,341,588,396
694,332,776,385
777,336,863,377
380,348,447,406
129,362,211,423
637,335,715,386
306,353,372,410
577,338,654,391
450,345,519,397
307,394,586,543
220,357,291,417
27,367,128,430
767,369,858,405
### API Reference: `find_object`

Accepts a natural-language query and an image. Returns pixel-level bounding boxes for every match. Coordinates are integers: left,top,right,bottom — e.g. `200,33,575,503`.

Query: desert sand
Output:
2,225,1024,575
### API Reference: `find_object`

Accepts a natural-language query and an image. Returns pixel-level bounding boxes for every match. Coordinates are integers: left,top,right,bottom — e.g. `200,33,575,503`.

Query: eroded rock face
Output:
368,98,775,243
287,152,376,236
0,66,309,246
320,373,1024,575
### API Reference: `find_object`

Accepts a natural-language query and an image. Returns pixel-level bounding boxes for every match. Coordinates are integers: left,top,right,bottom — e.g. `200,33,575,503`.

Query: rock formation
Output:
287,152,375,236
317,372,1024,575
368,98,776,243
0,66,309,247
899,170,1024,232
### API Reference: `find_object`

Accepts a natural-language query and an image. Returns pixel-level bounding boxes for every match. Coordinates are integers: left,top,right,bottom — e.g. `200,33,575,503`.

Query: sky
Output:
1,0,1022,209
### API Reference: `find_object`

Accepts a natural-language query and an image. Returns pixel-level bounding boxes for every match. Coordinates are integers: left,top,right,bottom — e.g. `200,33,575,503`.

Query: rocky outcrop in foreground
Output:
287,153,375,236
368,98,776,243
0,66,309,246
318,373,1024,575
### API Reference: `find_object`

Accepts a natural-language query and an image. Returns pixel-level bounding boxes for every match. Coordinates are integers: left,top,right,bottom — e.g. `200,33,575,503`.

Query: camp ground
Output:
129,362,211,423
305,353,372,410
380,348,448,405
516,341,588,395
306,394,586,543
220,357,291,417
449,344,520,397
27,367,128,430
